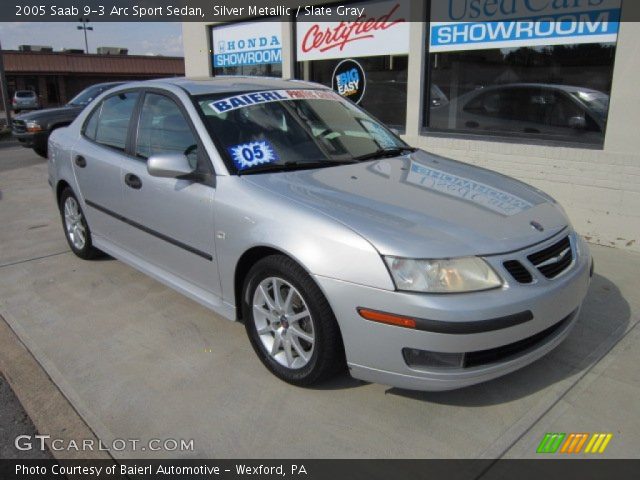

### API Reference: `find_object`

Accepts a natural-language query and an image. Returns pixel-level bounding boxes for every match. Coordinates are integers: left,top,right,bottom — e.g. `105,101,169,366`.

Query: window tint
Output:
135,93,198,167
94,92,139,151
83,103,102,140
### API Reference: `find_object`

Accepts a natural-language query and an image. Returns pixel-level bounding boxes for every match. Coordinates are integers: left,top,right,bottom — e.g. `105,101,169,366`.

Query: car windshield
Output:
570,90,610,120
196,89,408,174
16,91,35,98
68,85,110,106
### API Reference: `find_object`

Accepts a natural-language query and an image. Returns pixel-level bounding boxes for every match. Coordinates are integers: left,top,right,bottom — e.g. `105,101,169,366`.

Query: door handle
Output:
465,121,480,129
74,155,87,168
124,173,142,190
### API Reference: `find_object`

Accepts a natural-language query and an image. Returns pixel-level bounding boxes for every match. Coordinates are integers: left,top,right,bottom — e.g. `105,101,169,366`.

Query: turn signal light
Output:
357,308,416,329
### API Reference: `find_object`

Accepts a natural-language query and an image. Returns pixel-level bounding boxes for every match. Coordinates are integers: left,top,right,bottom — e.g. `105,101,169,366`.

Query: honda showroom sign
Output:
430,0,621,52
212,21,282,67
296,0,410,61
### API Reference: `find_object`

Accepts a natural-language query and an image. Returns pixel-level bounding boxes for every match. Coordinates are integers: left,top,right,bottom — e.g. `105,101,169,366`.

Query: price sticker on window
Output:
228,141,279,171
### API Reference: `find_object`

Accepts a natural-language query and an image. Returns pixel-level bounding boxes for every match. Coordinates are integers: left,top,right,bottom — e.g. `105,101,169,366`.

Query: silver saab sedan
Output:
48,77,593,391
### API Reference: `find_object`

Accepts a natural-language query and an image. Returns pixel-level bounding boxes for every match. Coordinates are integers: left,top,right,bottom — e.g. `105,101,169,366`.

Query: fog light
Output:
402,348,465,369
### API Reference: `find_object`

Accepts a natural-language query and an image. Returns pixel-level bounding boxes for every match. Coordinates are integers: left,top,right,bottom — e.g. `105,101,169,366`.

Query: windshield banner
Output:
208,89,341,114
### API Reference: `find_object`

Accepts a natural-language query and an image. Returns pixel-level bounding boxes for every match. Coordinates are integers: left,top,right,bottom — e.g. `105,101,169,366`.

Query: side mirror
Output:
568,116,587,130
147,153,196,178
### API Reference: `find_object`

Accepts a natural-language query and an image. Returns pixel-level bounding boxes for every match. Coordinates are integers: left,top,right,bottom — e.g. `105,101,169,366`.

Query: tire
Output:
34,145,47,158
58,187,101,260
242,255,345,386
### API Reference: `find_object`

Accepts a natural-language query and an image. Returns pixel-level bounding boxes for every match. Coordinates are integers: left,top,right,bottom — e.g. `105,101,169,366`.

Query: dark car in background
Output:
12,82,124,158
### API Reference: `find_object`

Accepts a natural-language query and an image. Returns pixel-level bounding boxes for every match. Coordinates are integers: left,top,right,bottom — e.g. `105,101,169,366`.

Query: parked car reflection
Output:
430,83,609,144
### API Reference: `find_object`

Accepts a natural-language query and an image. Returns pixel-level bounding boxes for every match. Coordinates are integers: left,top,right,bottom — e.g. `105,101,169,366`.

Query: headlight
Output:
384,256,502,293
26,121,43,132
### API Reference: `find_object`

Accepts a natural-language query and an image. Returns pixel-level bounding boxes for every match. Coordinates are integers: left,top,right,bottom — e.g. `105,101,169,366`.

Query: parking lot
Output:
0,144,639,459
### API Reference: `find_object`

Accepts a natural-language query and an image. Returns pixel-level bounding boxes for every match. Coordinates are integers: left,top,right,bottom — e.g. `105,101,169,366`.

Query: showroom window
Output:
303,56,408,129
211,21,283,77
425,2,621,146
296,0,411,130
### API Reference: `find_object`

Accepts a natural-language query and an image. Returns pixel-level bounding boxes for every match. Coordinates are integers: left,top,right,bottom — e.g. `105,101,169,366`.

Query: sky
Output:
0,22,183,56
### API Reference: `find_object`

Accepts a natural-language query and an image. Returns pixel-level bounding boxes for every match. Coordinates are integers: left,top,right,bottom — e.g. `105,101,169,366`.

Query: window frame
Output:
131,88,216,182
80,88,143,155
420,6,617,150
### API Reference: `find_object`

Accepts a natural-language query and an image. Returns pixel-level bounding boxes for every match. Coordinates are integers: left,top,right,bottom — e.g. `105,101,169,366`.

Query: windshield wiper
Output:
238,160,356,175
353,147,417,162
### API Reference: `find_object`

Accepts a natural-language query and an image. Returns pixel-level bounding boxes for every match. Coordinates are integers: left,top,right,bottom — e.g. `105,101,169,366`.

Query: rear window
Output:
16,91,35,98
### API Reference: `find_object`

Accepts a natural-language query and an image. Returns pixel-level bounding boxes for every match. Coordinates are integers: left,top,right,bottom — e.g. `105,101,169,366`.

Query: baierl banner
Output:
430,0,622,53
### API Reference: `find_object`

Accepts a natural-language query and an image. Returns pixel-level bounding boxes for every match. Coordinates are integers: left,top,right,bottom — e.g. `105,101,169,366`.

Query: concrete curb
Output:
0,314,114,463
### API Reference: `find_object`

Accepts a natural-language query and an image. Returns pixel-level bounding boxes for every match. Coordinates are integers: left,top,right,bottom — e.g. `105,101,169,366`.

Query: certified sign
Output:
332,59,366,104
296,0,410,61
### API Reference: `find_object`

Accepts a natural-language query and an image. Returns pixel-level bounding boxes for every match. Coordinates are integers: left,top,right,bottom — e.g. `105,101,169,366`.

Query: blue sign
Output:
228,141,279,171
212,22,282,68
430,7,620,52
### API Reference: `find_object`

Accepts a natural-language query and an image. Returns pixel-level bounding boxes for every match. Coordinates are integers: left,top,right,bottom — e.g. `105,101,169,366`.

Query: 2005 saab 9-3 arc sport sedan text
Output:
48,77,593,391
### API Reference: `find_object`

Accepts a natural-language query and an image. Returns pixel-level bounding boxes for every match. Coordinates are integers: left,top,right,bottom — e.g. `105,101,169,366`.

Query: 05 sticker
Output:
228,141,279,170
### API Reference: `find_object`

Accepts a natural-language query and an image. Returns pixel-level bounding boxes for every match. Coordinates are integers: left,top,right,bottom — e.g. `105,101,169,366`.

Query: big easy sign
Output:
296,0,410,61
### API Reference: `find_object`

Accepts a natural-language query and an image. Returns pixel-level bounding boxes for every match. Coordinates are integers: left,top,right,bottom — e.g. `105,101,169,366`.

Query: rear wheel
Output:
242,255,344,386
59,187,100,259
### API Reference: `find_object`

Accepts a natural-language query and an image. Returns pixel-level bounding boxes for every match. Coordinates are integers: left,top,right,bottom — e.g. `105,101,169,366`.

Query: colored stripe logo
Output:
537,433,613,454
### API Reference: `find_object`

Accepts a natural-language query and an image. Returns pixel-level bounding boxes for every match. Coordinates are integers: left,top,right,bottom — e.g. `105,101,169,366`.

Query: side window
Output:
83,103,102,140
94,91,139,151
135,93,199,168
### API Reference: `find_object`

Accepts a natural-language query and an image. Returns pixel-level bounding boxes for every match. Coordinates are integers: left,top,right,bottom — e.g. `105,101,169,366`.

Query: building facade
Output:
2,50,184,109
183,0,640,253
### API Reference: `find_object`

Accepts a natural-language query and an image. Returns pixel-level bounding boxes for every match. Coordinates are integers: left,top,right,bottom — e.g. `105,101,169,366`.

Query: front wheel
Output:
242,255,345,386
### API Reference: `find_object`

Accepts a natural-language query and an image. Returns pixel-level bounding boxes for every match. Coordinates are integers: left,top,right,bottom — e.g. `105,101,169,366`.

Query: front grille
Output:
12,119,26,134
527,236,573,279
463,311,575,368
503,260,533,284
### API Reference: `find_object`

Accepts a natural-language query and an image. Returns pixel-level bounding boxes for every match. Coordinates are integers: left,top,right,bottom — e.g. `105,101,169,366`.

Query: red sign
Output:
300,3,406,55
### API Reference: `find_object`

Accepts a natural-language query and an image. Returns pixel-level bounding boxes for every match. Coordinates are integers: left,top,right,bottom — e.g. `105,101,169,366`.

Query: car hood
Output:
244,150,570,258
15,105,82,121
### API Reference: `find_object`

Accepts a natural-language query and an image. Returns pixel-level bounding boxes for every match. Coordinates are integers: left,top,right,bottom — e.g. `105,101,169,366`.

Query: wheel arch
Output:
55,179,72,206
234,246,298,321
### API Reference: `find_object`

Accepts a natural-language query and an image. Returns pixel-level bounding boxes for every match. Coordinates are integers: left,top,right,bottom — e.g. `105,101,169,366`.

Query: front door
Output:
119,91,220,296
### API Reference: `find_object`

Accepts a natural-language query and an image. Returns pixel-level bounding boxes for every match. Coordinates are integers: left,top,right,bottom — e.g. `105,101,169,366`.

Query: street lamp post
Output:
0,39,12,128
77,17,93,54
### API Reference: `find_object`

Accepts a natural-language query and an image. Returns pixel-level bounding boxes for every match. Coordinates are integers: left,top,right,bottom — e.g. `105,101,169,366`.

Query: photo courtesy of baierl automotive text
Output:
0,0,639,477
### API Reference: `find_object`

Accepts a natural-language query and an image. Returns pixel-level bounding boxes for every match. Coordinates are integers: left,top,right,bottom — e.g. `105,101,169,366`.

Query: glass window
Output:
301,55,408,130
83,103,102,141
135,93,198,167
94,92,139,151
426,44,616,145
196,90,407,174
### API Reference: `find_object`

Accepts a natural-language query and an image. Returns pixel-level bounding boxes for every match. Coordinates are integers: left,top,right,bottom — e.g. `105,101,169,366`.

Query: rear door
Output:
118,89,220,295
72,90,140,245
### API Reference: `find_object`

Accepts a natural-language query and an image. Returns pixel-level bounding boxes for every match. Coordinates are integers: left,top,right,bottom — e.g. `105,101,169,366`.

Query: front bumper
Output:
314,230,592,391
12,130,48,149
